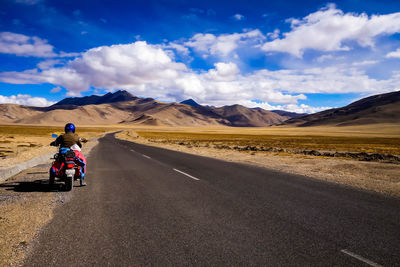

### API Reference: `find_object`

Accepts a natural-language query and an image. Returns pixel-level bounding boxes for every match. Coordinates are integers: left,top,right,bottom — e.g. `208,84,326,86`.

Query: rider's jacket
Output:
51,132,83,148
50,133,88,178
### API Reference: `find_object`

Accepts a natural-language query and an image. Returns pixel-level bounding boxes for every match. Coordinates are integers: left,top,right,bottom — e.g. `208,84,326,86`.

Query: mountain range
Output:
0,91,293,126
284,90,400,126
0,90,399,127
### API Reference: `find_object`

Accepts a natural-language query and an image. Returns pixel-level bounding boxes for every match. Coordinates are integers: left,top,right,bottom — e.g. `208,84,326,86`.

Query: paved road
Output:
26,134,400,266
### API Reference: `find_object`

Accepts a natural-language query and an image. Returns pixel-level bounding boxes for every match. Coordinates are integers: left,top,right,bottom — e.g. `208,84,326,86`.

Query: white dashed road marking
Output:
142,155,151,159
341,249,382,267
173,168,200,181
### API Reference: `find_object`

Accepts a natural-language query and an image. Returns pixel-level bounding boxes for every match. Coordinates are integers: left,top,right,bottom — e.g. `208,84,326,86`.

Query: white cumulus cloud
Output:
0,41,187,95
0,32,80,58
184,30,265,57
0,32,56,57
37,59,62,70
267,29,280,40
386,48,400,58
0,94,55,107
233,14,245,21
352,60,379,66
238,100,331,114
262,5,400,57
161,62,309,107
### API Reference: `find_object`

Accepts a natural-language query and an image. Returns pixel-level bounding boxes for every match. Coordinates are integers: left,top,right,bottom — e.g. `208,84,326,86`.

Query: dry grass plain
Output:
135,128,400,155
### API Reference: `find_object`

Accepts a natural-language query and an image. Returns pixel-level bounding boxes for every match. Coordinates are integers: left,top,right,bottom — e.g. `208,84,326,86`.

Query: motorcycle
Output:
49,134,85,191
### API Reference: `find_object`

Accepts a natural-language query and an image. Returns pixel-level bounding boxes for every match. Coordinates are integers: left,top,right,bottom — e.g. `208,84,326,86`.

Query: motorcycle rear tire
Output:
65,175,73,191
49,174,55,187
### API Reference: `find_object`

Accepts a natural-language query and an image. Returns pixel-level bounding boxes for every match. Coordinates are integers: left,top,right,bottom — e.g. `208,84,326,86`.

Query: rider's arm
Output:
50,135,63,146
76,135,83,148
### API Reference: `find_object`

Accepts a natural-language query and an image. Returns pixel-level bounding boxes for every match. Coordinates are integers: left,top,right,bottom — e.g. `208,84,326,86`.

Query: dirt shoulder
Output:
0,139,98,267
116,130,400,198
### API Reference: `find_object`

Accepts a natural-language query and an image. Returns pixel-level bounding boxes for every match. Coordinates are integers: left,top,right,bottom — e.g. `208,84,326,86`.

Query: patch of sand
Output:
0,136,55,168
116,130,400,198
0,171,56,266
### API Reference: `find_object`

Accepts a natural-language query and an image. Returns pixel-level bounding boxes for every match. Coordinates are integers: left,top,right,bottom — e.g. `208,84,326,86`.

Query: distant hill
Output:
180,99,201,108
52,90,137,107
211,104,287,127
179,101,291,126
270,110,307,119
284,91,400,126
0,104,43,124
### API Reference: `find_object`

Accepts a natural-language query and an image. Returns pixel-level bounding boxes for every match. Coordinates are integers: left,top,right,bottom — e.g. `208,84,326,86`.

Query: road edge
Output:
0,152,54,183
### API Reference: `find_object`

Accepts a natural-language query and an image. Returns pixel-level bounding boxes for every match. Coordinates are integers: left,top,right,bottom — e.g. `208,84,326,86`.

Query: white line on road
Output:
130,149,135,152
173,169,200,181
142,154,151,159
341,249,382,267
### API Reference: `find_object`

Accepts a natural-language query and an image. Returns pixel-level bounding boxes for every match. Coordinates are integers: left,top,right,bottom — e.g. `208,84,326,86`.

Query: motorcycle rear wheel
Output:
65,175,73,191
49,174,55,187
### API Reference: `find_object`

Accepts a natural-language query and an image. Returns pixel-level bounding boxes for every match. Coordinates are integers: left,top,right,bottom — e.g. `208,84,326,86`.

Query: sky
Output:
0,0,399,113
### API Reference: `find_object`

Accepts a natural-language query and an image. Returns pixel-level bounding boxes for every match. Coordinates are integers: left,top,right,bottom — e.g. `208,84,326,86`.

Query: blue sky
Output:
0,0,399,112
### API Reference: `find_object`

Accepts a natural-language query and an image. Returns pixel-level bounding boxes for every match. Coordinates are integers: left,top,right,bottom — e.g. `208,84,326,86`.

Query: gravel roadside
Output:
0,139,98,266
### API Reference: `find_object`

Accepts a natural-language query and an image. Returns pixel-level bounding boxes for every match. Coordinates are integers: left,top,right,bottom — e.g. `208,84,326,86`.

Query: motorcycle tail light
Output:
67,164,75,168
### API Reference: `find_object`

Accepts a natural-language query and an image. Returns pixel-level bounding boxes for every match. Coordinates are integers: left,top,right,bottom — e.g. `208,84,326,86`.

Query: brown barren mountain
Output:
1,90,399,127
212,105,288,126
0,91,287,126
285,91,400,126
0,104,43,124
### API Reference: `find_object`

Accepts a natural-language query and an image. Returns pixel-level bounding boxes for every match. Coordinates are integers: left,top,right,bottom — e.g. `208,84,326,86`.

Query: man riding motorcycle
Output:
50,123,88,186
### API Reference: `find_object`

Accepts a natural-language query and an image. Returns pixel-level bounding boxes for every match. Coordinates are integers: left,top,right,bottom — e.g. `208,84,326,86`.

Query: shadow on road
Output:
0,179,63,192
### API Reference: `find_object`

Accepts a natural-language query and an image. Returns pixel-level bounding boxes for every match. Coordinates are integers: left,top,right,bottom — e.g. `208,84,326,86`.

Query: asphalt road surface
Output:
26,134,400,266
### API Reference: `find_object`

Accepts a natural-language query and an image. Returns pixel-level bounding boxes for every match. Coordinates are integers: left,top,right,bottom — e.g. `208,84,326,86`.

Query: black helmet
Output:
64,123,76,133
